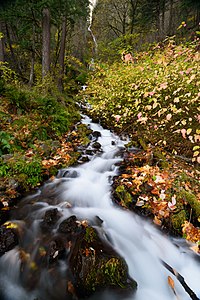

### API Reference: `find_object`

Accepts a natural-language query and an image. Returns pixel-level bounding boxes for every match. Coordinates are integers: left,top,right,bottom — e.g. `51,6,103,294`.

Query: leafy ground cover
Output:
84,37,200,163
82,38,200,251
0,82,91,217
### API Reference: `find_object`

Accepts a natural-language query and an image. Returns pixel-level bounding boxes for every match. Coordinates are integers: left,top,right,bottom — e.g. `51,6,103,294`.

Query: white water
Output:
88,0,98,54
0,115,200,300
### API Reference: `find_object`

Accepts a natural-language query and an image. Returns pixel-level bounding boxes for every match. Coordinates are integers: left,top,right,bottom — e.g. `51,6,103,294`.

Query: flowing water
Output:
88,0,98,55
0,115,200,300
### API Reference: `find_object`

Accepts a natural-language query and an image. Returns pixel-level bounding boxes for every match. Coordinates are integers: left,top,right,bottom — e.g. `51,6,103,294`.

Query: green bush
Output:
5,87,30,112
0,131,13,155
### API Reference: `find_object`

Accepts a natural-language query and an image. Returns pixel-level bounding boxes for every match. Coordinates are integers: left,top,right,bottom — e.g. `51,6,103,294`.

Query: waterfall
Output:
88,0,98,55
0,115,200,300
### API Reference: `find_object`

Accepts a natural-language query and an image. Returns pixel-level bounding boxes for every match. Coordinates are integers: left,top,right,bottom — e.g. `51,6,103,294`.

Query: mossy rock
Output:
177,190,200,224
69,224,137,298
115,185,132,207
152,150,169,169
170,210,187,235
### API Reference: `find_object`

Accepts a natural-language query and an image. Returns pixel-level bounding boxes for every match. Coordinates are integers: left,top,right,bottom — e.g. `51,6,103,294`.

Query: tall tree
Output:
42,7,51,79
0,22,5,62
58,15,67,91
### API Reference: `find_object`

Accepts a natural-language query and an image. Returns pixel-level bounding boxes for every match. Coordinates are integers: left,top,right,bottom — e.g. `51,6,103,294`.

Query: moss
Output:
115,185,132,207
85,257,137,293
178,190,200,221
153,150,169,169
138,137,148,151
84,227,97,243
171,210,187,234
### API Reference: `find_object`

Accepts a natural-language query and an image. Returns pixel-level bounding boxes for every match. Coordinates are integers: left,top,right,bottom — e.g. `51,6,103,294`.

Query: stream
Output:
0,115,200,300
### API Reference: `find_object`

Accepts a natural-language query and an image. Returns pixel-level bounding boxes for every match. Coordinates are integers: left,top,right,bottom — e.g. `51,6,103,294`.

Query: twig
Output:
161,260,200,300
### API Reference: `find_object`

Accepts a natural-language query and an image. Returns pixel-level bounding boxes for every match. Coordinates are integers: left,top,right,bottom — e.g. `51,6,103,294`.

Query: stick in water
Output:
161,260,200,300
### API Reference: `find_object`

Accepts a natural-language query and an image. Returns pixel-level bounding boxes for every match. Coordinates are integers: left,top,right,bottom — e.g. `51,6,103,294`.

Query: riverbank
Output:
82,38,200,250
0,84,92,224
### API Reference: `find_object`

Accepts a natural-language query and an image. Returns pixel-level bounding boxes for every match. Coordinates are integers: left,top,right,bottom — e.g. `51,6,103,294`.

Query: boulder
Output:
67,221,137,298
0,224,18,256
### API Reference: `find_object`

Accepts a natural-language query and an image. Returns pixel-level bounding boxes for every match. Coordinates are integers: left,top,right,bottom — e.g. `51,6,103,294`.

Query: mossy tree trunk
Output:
0,20,5,62
42,7,51,79
58,15,67,92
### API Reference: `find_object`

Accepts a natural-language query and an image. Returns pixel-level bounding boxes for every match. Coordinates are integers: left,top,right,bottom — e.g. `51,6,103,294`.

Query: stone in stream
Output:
66,218,137,299
92,141,101,149
40,208,62,231
89,131,101,141
17,215,137,299
0,224,18,256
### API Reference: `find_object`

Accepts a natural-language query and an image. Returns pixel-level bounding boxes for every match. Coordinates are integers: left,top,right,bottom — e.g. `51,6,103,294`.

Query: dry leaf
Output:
168,276,175,289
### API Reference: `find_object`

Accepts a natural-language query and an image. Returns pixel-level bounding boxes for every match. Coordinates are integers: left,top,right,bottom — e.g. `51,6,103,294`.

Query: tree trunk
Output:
168,0,174,36
161,0,166,39
0,21,5,62
29,24,35,85
5,23,23,76
58,16,67,92
130,0,138,34
155,0,161,40
42,7,51,79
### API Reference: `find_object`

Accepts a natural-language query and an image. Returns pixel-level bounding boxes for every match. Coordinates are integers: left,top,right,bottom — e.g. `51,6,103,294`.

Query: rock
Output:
17,216,137,299
0,209,10,226
68,224,137,298
1,154,13,163
8,179,19,189
90,131,101,141
0,225,18,256
58,215,81,236
40,208,62,231
92,142,101,149
85,149,94,155
63,170,79,178
78,155,90,163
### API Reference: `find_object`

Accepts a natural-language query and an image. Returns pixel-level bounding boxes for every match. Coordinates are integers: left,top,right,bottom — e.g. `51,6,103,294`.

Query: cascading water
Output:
0,115,200,300
88,0,98,60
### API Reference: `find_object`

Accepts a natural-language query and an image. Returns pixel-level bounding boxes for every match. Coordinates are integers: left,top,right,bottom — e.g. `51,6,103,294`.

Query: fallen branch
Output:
161,260,200,300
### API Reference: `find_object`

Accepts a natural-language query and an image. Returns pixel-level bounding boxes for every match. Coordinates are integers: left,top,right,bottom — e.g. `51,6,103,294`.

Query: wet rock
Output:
47,237,66,263
90,131,101,141
85,149,94,155
40,208,62,231
0,225,18,256
58,215,82,237
68,224,137,298
78,155,90,163
17,216,137,299
63,170,79,178
0,209,10,226
92,142,101,149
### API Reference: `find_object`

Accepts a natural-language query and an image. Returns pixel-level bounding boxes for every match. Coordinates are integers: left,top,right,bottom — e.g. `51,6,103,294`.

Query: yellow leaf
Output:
4,222,18,229
186,128,192,135
181,120,186,126
193,145,200,150
153,216,162,226
29,261,37,271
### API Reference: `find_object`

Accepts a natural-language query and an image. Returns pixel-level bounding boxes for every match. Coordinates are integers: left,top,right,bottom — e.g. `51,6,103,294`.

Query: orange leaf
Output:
168,276,175,289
